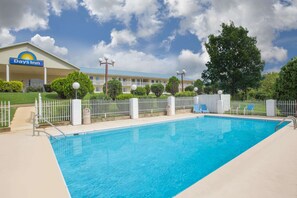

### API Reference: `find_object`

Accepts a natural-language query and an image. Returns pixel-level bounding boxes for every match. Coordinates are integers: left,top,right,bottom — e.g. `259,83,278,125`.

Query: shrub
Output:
0,81,11,92
103,78,122,100
131,87,146,96
185,85,194,91
9,81,23,92
165,76,180,96
89,93,110,100
51,78,67,98
145,84,151,95
175,91,196,97
63,71,94,99
0,80,23,92
151,83,164,97
44,84,52,92
26,86,43,92
116,93,134,100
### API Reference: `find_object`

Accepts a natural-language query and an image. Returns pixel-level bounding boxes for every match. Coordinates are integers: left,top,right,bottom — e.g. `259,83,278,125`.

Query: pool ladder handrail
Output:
275,116,297,131
33,113,66,138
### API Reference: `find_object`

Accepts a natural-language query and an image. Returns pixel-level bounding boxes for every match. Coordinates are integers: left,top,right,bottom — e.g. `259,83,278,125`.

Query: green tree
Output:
202,22,264,95
275,57,297,100
193,79,204,94
258,72,279,99
151,83,164,97
63,71,94,99
145,84,151,95
103,78,122,100
51,78,67,98
131,87,146,96
185,85,194,91
165,76,180,96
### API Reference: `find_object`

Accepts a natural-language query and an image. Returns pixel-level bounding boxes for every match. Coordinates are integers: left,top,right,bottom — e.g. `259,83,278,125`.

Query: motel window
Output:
90,76,94,80
151,80,154,83
123,78,127,82
96,76,99,81
132,79,135,82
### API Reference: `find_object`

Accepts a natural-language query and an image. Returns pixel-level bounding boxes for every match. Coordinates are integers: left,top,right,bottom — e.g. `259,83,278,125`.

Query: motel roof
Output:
0,42,80,70
80,67,194,81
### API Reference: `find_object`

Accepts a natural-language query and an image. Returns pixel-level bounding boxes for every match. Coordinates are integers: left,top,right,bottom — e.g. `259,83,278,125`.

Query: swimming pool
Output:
51,116,289,198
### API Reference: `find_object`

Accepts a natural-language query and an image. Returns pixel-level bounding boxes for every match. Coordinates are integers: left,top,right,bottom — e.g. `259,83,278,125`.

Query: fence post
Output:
167,96,175,116
38,93,42,117
8,101,10,127
34,99,38,124
217,99,224,114
193,96,199,105
266,99,276,117
129,98,139,119
72,99,82,125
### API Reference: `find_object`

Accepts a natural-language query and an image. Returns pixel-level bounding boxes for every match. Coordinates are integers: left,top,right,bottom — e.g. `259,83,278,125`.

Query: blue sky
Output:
1,0,297,79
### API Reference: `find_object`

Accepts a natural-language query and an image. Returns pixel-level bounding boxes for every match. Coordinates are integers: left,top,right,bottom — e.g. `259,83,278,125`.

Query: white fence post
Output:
266,99,276,117
72,99,82,125
167,96,175,116
217,99,224,114
129,98,139,119
8,101,10,127
193,96,199,105
38,93,42,117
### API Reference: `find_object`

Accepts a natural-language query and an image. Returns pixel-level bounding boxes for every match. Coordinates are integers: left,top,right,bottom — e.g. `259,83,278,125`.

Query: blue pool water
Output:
51,116,288,198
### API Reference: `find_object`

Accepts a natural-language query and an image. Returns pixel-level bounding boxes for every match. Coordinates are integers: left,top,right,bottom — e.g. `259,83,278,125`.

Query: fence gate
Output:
0,101,10,127
276,100,297,117
35,97,72,124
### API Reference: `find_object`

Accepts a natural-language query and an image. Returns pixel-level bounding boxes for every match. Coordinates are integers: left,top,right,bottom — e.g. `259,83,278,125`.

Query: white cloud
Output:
161,31,177,51
83,41,178,75
50,0,78,16
178,44,209,78
0,29,15,47
81,0,162,38
110,29,137,47
165,0,297,64
0,0,78,34
0,0,49,31
31,34,68,56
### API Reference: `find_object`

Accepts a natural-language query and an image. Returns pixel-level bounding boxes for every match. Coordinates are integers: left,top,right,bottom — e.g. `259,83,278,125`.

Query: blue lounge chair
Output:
200,104,209,113
244,104,254,115
193,104,200,113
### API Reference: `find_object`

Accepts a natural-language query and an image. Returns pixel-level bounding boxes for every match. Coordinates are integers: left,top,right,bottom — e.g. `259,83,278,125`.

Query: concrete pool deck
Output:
0,113,297,198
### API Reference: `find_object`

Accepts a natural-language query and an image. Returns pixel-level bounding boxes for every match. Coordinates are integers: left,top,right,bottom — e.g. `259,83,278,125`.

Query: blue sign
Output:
9,51,44,67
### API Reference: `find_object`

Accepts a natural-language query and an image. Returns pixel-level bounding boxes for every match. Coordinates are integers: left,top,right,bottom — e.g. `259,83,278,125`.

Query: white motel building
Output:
0,42,194,92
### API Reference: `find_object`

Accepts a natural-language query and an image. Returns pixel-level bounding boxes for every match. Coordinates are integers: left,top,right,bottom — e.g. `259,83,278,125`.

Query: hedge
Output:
175,91,196,97
131,87,146,96
26,86,43,92
116,93,134,100
0,80,23,92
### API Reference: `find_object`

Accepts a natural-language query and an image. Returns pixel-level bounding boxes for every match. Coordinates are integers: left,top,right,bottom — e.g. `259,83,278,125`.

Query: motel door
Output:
23,79,44,88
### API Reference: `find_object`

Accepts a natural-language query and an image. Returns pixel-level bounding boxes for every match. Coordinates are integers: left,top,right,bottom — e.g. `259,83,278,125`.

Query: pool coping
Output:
1,113,296,198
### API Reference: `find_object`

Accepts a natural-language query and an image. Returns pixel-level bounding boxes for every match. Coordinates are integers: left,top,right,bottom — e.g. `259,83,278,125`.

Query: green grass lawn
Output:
0,92,61,105
0,92,169,105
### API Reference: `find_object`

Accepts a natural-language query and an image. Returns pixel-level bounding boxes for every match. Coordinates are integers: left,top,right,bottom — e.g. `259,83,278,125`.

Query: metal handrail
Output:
275,116,297,131
33,113,66,138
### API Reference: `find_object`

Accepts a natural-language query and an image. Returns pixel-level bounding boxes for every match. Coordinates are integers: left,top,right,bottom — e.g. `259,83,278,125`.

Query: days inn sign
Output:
9,51,44,67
